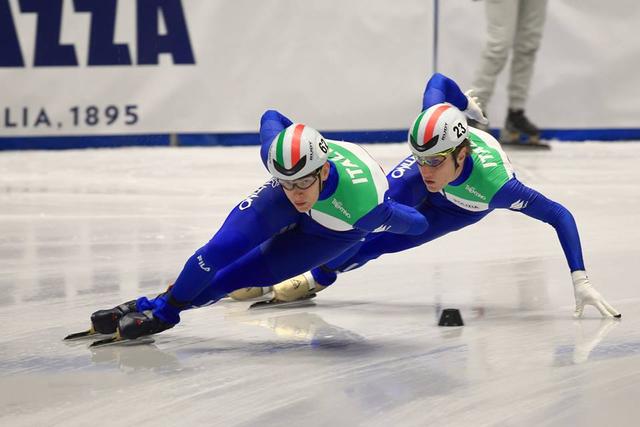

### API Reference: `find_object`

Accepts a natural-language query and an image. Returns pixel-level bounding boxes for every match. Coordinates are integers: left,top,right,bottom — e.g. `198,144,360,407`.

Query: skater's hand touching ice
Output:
572,271,621,318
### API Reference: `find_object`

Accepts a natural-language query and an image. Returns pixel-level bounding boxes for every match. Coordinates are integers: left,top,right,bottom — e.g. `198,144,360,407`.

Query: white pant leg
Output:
471,0,519,108
508,0,548,110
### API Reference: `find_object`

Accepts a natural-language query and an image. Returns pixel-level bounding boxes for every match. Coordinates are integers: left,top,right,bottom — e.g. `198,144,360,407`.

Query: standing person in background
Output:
469,0,549,147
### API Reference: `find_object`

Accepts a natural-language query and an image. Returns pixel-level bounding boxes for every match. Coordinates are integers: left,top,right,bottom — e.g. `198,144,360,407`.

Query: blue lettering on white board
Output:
0,0,195,67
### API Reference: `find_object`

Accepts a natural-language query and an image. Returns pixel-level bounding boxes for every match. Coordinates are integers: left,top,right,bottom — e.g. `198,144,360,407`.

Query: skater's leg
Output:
119,224,364,337
186,226,367,309
107,181,298,339
157,181,300,313
263,241,369,303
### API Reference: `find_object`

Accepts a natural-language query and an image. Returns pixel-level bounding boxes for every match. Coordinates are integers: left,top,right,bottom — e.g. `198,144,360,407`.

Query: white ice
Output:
1,142,639,427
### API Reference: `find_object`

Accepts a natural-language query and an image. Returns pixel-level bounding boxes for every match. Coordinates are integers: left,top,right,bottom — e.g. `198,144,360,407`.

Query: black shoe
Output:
117,310,174,340
502,109,540,143
91,300,138,334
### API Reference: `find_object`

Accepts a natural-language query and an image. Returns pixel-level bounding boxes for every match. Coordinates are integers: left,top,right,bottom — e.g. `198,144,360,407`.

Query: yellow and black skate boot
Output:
272,272,327,302
228,286,274,301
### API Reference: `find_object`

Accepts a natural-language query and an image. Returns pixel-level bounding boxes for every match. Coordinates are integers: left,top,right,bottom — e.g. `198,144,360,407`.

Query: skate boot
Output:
500,109,545,147
249,272,327,309
90,300,138,334
228,286,274,301
117,310,174,340
273,272,326,302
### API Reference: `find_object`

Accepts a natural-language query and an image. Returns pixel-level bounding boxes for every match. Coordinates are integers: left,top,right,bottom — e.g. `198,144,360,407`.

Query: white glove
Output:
464,89,488,124
572,270,621,318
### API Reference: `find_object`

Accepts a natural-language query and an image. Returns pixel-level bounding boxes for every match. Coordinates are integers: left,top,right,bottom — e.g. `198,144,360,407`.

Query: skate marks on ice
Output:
2,144,640,425
4,292,640,426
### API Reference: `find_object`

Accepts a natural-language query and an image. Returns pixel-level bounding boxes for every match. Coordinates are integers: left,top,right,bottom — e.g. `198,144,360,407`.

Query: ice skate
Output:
117,310,174,340
64,300,138,340
249,272,325,309
227,286,274,301
249,293,317,310
89,310,174,347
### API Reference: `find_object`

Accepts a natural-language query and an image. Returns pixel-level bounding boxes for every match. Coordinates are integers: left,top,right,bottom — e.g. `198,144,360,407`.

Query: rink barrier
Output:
1,128,639,150
0,134,170,150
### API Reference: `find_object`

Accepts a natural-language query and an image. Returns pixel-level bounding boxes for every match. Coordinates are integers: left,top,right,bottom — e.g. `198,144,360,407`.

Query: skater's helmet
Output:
408,103,468,158
267,123,329,180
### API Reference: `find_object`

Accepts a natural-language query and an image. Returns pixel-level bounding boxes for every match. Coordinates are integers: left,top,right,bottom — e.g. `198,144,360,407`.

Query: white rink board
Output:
1,0,639,137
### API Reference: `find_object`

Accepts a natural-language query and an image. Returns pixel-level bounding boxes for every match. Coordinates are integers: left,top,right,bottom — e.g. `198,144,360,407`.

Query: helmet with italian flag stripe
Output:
267,123,329,180
408,103,468,157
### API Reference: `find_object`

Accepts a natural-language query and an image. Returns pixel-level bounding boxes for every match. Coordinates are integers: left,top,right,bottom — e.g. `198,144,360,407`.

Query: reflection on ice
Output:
553,318,625,366
233,311,367,349
90,343,182,372
1,144,640,426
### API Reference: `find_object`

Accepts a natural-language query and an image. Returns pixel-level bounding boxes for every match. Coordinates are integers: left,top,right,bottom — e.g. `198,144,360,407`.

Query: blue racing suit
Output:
141,110,428,324
309,74,585,287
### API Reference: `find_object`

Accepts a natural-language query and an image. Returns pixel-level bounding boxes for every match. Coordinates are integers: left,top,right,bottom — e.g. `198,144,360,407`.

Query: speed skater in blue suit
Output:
80,110,429,340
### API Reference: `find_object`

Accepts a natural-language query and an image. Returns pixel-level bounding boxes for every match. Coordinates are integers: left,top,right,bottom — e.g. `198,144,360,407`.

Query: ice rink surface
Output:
1,141,639,426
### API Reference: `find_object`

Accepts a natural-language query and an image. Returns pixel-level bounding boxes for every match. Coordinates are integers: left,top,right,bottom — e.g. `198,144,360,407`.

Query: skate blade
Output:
89,332,155,348
500,130,549,150
249,294,317,310
64,327,101,341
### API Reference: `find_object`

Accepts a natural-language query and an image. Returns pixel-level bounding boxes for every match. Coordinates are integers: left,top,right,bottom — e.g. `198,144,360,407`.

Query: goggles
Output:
278,169,321,191
413,146,457,167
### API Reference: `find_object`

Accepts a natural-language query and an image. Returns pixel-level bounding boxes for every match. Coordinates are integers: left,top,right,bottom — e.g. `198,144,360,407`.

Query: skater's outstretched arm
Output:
491,178,621,318
491,178,584,271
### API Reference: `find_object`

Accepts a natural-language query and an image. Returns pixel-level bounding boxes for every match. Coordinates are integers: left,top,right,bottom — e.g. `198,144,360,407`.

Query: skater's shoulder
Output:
461,131,515,197
468,131,513,171
325,139,388,187
468,127,501,150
